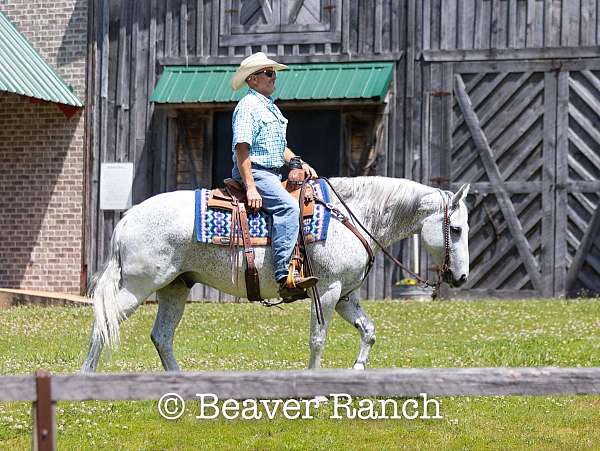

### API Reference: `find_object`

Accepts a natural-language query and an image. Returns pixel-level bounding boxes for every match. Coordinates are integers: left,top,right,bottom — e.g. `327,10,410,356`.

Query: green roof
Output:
150,62,394,104
0,11,83,107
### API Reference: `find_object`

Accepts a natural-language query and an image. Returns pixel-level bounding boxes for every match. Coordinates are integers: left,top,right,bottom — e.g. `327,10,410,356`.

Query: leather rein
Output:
316,178,456,299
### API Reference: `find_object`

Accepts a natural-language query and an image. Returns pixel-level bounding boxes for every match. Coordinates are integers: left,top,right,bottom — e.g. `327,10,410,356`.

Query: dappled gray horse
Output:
81,177,470,372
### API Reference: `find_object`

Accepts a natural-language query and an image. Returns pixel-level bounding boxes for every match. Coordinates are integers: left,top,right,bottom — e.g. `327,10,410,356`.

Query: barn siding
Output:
87,0,600,299
423,0,600,50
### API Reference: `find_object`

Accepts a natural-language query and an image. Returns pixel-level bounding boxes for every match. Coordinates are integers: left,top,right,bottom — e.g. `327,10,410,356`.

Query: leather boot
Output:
278,274,319,300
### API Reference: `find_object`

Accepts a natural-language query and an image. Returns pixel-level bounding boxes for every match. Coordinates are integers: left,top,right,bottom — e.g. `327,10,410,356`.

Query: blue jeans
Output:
232,165,300,282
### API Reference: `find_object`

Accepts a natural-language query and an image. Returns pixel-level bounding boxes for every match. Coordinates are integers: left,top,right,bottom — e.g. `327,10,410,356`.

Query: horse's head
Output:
420,184,470,287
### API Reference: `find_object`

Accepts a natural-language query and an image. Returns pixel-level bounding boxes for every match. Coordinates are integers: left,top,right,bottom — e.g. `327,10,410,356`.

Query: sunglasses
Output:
252,69,276,78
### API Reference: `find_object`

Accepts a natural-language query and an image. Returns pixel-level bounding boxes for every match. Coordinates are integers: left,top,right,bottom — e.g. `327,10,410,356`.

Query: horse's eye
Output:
450,226,461,235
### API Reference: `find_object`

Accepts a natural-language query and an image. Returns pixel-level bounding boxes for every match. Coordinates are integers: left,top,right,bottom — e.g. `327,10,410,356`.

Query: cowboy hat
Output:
230,52,288,91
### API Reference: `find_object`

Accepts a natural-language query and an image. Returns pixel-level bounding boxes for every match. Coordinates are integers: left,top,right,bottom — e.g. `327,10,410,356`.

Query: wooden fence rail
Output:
2,368,600,450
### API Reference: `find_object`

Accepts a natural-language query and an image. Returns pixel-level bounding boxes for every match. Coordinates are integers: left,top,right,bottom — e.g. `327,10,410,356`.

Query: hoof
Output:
352,362,366,370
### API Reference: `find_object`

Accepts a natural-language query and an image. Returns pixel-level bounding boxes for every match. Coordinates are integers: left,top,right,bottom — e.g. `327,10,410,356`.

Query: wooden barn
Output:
82,0,600,300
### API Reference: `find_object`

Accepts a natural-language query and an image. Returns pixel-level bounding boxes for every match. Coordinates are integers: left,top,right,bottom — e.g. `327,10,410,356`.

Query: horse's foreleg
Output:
151,280,189,372
335,291,375,370
308,283,341,369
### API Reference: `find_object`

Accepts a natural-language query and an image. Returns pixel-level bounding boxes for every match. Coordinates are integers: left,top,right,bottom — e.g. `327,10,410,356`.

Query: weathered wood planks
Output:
3,367,600,402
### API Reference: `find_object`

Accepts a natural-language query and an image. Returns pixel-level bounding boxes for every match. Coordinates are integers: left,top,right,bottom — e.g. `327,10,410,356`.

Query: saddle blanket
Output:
195,179,331,246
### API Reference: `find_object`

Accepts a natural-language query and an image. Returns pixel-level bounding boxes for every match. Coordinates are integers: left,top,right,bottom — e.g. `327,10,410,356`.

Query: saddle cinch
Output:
206,169,315,303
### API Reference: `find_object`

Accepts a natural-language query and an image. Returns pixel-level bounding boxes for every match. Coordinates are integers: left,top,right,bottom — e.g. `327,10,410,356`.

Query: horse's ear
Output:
451,184,470,209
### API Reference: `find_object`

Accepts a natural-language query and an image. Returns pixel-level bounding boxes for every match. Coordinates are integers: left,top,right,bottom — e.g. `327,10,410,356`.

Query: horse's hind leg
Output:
81,285,148,373
151,279,190,372
81,323,103,373
335,291,375,370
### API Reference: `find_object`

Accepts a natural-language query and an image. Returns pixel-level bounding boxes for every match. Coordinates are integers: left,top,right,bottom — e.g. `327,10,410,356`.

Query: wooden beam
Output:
450,181,544,194
220,31,341,46
452,59,600,75
180,0,187,57
542,70,558,297
152,99,384,111
32,371,55,451
165,0,172,56
423,46,600,62
0,289,91,308
508,0,517,48
159,51,404,65
374,0,383,53
1,375,36,401
454,74,543,292
341,0,349,53
554,70,569,296
3,368,600,403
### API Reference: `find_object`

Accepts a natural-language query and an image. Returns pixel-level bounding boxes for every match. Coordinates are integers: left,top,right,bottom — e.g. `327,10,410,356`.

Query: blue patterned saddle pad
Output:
195,179,331,245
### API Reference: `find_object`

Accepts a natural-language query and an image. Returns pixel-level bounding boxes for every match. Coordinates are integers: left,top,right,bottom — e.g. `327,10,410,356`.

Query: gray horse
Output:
81,177,470,373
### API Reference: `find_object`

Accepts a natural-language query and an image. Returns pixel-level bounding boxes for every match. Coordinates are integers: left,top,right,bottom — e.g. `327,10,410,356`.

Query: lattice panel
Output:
452,72,545,184
568,71,600,182
239,0,276,28
566,70,600,294
451,71,547,294
282,0,327,26
464,192,543,290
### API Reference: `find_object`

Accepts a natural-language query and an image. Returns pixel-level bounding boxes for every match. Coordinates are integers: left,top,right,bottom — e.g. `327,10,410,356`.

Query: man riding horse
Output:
230,52,319,300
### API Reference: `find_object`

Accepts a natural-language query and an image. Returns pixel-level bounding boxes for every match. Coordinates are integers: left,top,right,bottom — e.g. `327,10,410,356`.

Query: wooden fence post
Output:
32,371,56,451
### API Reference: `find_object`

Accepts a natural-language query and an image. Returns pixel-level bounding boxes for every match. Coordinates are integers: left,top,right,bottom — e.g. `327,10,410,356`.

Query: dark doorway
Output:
285,110,340,177
212,109,341,187
213,111,234,187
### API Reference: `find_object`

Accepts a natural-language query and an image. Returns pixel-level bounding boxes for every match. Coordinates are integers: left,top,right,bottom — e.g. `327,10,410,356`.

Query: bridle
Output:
434,190,458,298
319,179,459,299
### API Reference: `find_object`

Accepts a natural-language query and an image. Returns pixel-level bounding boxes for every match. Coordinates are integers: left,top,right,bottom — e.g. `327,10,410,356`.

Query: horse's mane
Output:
329,176,434,230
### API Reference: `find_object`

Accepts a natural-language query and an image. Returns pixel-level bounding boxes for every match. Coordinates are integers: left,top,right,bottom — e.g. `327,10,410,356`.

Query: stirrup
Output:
284,268,319,290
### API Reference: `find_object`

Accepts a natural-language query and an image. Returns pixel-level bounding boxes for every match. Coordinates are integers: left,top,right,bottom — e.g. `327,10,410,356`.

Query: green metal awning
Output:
150,62,394,104
0,11,83,107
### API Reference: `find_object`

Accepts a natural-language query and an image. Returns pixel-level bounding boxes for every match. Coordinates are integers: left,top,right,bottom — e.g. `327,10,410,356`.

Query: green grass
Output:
1,299,600,450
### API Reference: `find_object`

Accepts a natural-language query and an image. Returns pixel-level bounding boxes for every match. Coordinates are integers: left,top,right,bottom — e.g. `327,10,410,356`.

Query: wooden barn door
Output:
451,67,555,298
428,60,600,298
556,62,600,297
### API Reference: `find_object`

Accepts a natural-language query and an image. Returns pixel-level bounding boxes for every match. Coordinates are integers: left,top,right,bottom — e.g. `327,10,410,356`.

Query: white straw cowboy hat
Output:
230,52,288,91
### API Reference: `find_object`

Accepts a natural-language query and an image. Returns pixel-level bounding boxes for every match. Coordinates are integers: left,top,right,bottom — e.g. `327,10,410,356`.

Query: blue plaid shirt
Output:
231,89,288,169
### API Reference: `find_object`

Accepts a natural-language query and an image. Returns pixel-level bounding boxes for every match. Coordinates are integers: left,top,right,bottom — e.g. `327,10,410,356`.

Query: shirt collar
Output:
248,88,274,106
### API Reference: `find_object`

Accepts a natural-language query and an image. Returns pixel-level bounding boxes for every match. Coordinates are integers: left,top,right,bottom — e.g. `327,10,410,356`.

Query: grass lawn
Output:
1,299,599,450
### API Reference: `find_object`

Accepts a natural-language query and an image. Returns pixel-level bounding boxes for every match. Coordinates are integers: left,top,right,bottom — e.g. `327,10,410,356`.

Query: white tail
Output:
89,217,127,349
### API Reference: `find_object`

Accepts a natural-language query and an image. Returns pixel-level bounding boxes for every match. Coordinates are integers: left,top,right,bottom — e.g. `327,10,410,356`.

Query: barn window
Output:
220,0,341,46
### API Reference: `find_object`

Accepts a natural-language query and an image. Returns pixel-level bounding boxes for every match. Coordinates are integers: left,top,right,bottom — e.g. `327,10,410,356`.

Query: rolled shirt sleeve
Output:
232,105,255,146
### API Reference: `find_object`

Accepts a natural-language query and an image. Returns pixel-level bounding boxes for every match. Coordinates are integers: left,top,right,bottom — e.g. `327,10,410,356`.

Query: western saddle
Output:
206,175,316,303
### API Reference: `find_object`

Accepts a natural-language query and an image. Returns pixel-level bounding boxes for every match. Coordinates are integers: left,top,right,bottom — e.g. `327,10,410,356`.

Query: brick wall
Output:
0,0,87,293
